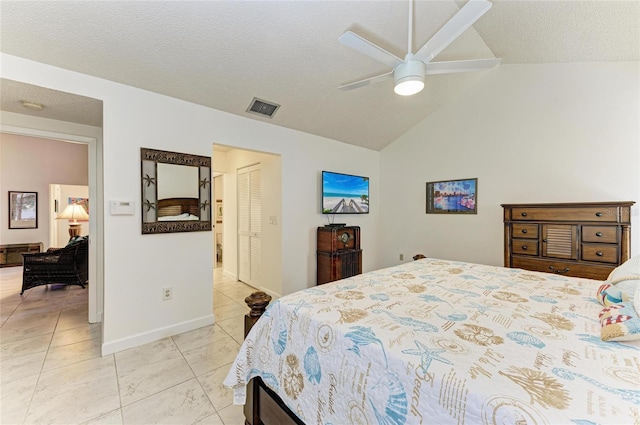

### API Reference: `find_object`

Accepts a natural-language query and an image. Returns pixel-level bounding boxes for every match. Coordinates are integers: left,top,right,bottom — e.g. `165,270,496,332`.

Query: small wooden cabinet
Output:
0,242,44,267
502,202,634,280
317,226,362,285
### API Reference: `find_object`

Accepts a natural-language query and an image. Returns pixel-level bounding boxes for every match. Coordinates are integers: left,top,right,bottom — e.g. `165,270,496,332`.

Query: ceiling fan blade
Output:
338,70,394,91
425,58,501,75
339,31,403,68
414,0,492,63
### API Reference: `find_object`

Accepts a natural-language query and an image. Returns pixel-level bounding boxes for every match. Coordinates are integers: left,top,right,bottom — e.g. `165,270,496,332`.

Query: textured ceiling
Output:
1,1,638,151
1,79,103,127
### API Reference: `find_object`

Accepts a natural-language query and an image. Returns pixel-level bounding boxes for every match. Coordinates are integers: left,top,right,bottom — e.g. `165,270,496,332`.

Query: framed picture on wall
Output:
8,191,38,229
426,178,477,214
216,200,223,223
69,197,89,214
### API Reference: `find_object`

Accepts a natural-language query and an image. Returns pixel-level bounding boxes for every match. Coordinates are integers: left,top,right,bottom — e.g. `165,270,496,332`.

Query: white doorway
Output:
1,125,102,324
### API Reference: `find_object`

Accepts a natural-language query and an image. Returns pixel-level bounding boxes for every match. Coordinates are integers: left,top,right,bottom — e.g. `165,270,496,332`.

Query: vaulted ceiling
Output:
1,1,638,151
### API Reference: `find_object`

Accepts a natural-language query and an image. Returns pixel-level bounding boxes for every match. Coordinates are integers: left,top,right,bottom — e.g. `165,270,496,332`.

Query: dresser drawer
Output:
582,226,617,243
512,257,613,281
511,207,619,222
512,224,538,239
581,244,618,264
512,239,538,256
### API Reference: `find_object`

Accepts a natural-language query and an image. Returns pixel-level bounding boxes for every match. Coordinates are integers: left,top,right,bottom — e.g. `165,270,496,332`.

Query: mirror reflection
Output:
157,163,199,221
141,148,211,234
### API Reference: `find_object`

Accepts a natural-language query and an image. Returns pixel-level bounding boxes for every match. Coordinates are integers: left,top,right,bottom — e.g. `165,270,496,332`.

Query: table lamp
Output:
57,203,89,238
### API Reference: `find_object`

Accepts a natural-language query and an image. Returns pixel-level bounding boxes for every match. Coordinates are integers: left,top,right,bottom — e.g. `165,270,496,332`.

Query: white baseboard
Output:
101,314,215,356
222,269,237,280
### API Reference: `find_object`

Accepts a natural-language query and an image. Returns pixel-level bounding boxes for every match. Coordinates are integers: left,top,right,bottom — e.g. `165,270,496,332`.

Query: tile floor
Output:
1,266,257,425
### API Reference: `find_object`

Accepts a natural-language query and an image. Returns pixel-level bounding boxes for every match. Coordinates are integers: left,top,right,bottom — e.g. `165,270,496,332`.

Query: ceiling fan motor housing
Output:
394,60,426,95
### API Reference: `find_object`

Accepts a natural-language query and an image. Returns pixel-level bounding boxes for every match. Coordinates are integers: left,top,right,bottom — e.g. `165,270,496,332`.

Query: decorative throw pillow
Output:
607,255,640,299
65,236,87,247
596,284,629,306
599,303,640,342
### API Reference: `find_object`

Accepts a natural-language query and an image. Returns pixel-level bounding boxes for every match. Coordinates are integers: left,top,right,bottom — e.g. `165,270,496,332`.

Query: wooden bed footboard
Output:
243,291,304,425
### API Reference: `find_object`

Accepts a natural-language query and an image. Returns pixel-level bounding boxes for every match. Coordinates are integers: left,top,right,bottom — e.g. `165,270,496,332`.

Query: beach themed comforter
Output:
224,258,640,424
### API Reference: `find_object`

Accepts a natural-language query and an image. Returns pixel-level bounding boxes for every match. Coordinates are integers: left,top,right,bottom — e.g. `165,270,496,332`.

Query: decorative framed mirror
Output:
141,148,211,234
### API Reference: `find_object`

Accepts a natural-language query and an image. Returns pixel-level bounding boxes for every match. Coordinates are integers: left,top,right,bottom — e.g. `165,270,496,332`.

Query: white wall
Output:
0,133,88,248
1,54,381,354
380,62,640,268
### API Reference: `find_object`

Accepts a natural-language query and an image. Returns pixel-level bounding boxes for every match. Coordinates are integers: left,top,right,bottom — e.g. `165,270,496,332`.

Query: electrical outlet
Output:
399,254,404,261
162,287,172,300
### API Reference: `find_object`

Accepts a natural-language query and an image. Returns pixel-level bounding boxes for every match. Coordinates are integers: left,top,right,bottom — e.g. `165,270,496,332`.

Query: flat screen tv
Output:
322,171,369,214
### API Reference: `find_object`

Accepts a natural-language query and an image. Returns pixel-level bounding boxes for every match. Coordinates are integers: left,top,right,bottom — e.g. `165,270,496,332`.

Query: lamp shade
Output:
57,204,89,222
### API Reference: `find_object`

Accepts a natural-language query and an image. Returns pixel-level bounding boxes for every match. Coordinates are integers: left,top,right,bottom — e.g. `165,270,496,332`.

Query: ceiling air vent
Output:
246,97,280,118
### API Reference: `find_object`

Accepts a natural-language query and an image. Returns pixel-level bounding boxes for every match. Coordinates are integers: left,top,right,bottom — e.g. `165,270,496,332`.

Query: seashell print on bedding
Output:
337,308,368,323
303,346,321,384
370,293,390,301
369,372,408,425
531,312,575,331
454,324,504,346
499,366,571,409
529,295,558,304
272,321,288,355
506,331,545,349
335,290,365,300
493,291,528,303
282,354,304,399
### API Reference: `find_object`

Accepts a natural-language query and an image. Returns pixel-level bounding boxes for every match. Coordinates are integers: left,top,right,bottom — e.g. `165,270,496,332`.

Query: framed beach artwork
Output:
426,178,477,214
69,197,89,214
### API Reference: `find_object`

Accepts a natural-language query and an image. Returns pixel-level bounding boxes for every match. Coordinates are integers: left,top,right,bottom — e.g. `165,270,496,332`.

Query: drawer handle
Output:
521,229,528,234
595,232,603,237
596,251,603,257
548,266,570,274
521,212,528,217
542,239,548,243
522,245,528,250
595,212,603,217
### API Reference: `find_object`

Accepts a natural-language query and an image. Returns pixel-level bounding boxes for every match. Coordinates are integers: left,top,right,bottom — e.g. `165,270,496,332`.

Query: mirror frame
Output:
141,148,212,234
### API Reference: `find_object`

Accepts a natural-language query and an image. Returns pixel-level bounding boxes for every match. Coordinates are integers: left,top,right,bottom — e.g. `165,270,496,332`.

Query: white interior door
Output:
238,164,261,286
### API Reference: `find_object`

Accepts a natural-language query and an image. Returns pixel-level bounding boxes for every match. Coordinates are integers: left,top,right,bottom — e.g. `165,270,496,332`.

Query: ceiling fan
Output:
338,0,501,96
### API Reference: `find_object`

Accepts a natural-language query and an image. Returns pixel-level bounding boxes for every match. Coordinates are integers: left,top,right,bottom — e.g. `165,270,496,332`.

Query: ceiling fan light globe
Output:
394,78,424,96
393,60,426,96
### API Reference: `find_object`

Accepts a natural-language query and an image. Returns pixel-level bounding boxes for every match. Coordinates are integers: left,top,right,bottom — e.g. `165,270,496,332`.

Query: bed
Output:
156,197,200,221
224,257,640,424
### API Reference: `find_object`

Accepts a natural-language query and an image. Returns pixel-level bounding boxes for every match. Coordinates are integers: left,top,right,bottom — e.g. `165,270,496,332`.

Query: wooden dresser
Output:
502,202,634,280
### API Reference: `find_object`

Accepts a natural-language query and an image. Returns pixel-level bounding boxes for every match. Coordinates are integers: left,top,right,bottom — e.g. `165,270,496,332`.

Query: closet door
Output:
238,164,261,286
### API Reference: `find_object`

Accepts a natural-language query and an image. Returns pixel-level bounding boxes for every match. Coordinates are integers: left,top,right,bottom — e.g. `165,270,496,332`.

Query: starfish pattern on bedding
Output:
402,340,452,373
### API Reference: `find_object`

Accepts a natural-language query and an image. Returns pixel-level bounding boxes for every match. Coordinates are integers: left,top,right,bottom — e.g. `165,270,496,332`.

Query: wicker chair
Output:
21,237,88,295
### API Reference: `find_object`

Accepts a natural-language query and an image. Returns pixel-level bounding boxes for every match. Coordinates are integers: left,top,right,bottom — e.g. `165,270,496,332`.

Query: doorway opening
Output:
212,144,282,299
